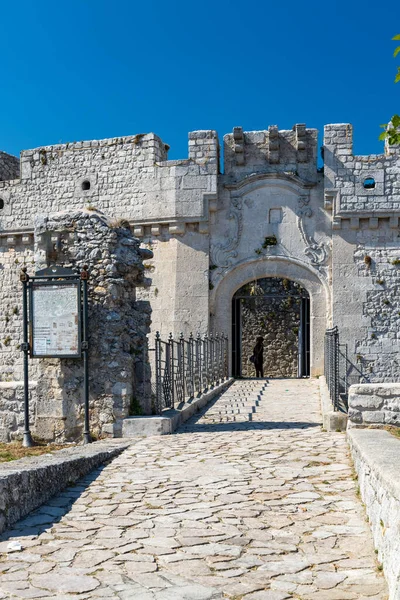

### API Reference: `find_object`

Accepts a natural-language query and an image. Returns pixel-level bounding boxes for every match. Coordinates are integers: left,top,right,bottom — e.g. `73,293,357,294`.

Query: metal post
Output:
195,333,201,396
21,267,34,448
81,266,91,444
169,333,175,409
155,332,162,414
189,332,194,399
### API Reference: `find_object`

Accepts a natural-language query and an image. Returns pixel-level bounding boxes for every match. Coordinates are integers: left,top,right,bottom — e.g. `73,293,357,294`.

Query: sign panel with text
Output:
30,282,81,358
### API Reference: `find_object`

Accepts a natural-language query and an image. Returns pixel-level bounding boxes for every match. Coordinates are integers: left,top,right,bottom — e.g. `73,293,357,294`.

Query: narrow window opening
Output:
0,198,4,210
82,180,91,191
363,177,376,190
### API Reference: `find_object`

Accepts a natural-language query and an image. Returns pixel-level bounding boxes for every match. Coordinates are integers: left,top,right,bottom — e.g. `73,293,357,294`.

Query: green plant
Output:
129,396,143,416
383,299,390,305
254,248,263,255
282,278,290,291
39,149,47,165
392,258,400,265
3,337,11,346
379,35,400,146
376,279,385,285
12,307,19,316
209,264,218,270
154,287,159,297
371,333,377,339
364,255,372,267
86,204,97,211
356,354,363,362
262,235,278,248
209,282,214,290
292,327,299,335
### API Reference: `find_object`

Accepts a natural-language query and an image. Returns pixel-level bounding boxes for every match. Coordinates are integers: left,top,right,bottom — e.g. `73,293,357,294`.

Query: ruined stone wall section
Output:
0,151,20,183
0,239,36,383
0,131,218,232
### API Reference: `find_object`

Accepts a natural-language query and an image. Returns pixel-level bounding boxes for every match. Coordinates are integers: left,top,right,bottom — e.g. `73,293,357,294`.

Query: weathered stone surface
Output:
348,383,400,427
0,379,388,599
0,439,130,534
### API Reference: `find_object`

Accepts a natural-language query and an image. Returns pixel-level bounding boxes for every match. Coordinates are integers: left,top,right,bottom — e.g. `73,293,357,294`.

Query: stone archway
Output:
211,257,329,377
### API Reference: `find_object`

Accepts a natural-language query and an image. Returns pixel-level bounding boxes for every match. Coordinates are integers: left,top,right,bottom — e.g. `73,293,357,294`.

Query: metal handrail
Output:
154,332,229,414
324,327,348,412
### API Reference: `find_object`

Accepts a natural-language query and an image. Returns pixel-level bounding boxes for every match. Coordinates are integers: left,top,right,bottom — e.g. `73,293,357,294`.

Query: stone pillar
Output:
32,209,150,441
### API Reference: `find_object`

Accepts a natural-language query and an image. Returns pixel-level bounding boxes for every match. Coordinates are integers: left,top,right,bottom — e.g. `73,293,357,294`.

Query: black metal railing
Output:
324,327,348,412
154,332,229,414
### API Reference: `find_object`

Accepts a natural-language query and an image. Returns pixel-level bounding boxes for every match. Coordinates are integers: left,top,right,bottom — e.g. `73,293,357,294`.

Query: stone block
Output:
362,411,385,424
349,394,384,410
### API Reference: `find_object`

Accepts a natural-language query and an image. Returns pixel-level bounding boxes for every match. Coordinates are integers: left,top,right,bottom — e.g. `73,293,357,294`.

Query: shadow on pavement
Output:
178,421,321,433
0,465,105,542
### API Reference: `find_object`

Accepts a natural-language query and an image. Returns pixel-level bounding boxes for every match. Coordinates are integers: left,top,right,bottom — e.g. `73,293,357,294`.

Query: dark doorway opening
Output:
231,277,310,378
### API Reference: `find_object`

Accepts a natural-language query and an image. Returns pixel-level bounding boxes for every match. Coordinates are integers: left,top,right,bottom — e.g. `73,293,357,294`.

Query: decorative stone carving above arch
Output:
210,173,330,288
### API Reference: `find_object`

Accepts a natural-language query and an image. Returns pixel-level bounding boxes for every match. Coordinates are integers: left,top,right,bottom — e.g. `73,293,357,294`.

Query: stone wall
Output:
0,209,151,442
0,382,37,442
348,383,400,427
348,429,400,600
0,132,218,231
236,278,306,378
326,123,400,383
0,151,19,182
0,240,36,383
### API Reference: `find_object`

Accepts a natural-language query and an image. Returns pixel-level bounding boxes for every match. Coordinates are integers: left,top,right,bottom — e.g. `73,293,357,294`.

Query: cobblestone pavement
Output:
0,379,388,600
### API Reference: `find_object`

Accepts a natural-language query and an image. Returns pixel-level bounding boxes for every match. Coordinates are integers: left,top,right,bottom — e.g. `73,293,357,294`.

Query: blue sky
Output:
0,0,398,163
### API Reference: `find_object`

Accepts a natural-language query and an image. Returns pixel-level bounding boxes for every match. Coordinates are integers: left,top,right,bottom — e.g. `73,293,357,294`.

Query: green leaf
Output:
392,34,400,40
391,114,400,127
394,46,400,57
395,71,400,83
379,132,387,141
380,123,388,129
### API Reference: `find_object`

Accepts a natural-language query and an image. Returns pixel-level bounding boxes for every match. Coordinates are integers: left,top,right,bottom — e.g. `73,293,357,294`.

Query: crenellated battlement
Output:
323,123,400,228
223,124,318,182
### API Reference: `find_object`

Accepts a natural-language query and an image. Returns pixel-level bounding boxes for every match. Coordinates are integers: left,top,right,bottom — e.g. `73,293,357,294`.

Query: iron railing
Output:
324,327,348,412
154,332,229,414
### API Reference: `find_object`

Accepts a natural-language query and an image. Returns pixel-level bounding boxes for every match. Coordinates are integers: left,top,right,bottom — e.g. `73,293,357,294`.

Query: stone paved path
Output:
0,379,388,599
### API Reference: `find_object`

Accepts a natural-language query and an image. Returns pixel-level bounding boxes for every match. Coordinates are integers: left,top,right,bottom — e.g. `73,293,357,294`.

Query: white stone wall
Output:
326,124,400,383
348,383,400,426
348,429,400,600
0,151,19,183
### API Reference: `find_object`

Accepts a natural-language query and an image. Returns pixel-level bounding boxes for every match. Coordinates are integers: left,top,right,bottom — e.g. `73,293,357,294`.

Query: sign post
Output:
20,265,91,446
20,267,34,448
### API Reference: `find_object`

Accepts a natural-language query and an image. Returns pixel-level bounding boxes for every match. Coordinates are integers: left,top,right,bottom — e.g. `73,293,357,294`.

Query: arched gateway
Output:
211,257,328,377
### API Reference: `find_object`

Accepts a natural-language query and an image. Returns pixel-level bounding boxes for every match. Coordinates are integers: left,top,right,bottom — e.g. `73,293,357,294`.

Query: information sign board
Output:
30,282,81,358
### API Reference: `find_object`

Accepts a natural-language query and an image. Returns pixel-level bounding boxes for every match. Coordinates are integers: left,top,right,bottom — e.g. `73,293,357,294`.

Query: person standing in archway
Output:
253,336,264,378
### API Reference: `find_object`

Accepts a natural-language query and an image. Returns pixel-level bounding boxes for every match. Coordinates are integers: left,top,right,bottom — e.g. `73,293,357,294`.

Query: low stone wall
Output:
348,383,400,427
348,429,400,599
122,378,234,436
0,382,37,443
0,440,129,534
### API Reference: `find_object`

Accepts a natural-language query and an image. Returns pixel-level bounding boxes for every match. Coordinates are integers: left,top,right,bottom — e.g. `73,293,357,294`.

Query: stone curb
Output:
319,376,347,432
0,439,130,534
348,428,400,599
122,378,235,437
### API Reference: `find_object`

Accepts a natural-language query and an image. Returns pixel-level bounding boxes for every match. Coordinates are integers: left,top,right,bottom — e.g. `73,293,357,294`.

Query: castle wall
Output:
0,131,217,230
0,151,19,183
325,124,400,383
0,210,149,442
2,120,400,440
